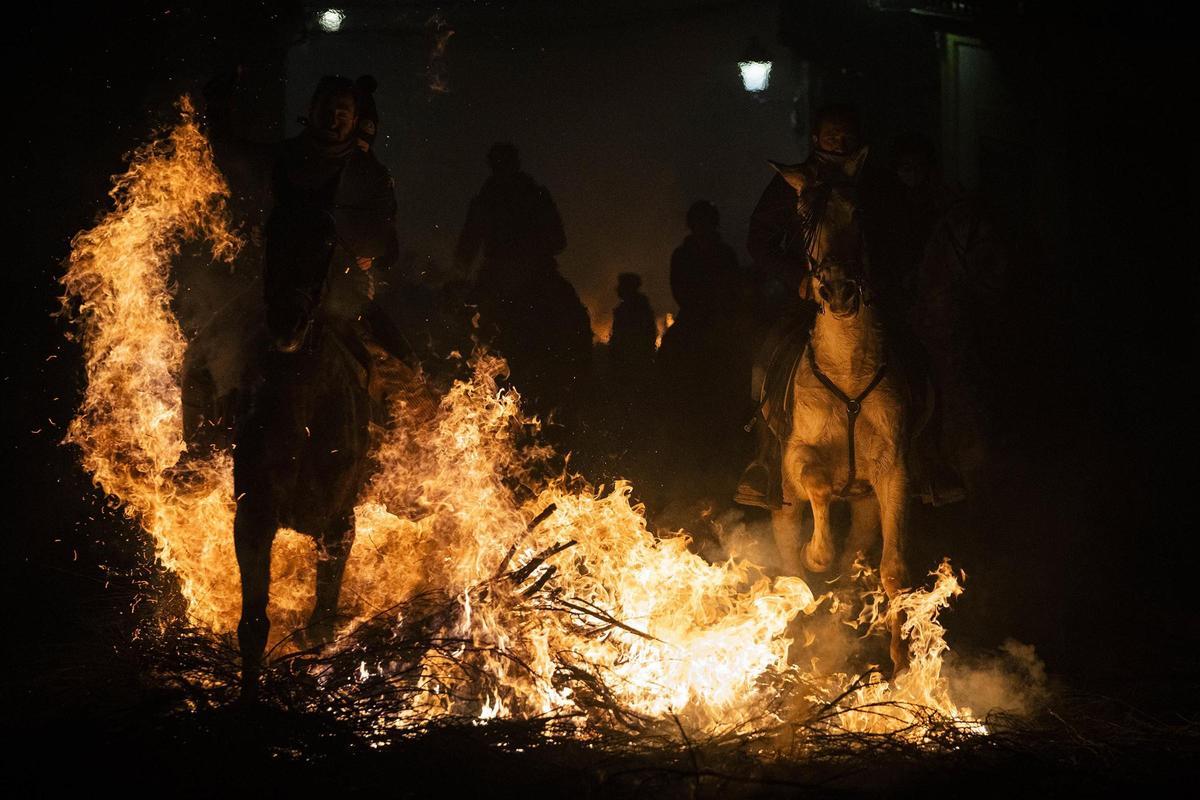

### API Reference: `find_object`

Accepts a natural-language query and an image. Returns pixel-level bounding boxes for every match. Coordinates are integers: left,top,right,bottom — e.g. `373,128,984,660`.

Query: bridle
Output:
782,177,876,313
802,188,885,496
810,261,874,316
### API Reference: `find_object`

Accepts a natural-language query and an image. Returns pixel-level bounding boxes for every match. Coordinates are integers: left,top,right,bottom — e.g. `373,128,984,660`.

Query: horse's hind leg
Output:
234,497,277,701
307,513,356,646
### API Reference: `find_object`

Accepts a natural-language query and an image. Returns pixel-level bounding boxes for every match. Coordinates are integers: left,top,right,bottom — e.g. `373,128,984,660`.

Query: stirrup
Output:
734,461,769,507
734,484,772,510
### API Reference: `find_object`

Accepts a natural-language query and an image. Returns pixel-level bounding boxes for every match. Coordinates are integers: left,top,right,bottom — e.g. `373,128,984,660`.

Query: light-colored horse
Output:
769,152,916,671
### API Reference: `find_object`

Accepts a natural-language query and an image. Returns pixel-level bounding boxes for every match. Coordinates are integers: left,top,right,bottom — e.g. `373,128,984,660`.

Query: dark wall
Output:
780,1,1198,686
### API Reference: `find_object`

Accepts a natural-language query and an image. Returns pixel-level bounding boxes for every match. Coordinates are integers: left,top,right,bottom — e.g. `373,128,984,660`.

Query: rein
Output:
806,345,887,496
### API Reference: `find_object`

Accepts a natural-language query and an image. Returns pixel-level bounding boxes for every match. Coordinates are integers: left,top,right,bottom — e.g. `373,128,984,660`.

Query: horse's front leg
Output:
234,493,277,702
771,451,811,576
306,513,356,646
781,441,835,574
874,463,912,675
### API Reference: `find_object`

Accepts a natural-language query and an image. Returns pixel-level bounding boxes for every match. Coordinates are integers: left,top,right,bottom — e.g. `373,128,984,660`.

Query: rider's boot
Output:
735,422,782,509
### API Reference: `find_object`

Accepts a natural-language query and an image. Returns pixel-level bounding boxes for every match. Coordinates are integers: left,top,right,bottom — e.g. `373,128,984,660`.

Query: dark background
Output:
4,0,1196,782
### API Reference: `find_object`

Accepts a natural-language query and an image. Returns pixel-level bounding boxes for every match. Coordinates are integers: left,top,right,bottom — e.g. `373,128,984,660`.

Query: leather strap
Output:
806,346,888,496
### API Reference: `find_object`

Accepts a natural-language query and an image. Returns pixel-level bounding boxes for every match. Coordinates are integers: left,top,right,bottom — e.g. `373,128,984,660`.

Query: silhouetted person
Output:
454,142,591,415
608,272,657,380
670,201,739,324
657,201,750,497
454,142,566,302
893,132,1006,503
746,104,905,309
233,75,401,691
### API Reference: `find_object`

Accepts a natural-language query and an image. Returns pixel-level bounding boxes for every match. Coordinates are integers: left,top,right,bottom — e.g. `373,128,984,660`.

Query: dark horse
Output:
232,198,374,699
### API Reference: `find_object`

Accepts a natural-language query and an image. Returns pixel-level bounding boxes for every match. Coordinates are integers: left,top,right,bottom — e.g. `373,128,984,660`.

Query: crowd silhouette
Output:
182,74,1006,526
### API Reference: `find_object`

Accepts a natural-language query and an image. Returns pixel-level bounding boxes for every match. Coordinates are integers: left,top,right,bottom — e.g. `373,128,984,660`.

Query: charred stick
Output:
556,597,662,643
527,502,558,530
508,539,577,585
494,503,558,578
521,565,558,597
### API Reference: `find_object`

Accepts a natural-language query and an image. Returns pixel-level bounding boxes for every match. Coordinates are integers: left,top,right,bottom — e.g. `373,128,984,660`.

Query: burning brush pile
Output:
59,99,989,755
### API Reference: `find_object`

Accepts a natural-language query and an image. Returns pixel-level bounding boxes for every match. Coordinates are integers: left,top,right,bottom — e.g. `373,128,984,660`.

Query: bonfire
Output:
60,98,984,748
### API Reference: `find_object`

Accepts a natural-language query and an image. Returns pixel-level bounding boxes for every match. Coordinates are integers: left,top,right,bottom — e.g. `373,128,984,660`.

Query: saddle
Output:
736,312,812,509
751,311,814,442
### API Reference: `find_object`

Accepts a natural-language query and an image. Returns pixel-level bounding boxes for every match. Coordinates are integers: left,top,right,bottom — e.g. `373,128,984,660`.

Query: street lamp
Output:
317,8,346,33
738,36,773,93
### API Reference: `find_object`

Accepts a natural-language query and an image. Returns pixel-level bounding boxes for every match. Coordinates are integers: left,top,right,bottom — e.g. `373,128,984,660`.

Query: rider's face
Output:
311,92,358,144
813,120,860,156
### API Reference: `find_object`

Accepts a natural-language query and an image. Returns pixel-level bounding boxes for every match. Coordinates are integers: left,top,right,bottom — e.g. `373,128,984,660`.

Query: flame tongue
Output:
61,100,980,738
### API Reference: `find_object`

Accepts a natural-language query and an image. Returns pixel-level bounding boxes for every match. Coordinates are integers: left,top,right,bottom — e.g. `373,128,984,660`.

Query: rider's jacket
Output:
264,132,397,319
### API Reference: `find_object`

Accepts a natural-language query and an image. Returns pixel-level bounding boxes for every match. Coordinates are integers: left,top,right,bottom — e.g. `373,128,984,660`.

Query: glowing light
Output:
739,60,772,93
317,8,345,33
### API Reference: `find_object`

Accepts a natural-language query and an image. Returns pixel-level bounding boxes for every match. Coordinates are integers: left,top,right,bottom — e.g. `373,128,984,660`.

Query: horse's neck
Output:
810,310,885,383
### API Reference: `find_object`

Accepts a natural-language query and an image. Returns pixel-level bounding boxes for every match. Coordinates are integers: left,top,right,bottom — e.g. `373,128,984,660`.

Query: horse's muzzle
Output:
820,282,861,318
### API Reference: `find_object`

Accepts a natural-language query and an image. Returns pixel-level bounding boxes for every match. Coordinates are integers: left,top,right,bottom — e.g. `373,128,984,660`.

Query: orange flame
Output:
61,100,982,737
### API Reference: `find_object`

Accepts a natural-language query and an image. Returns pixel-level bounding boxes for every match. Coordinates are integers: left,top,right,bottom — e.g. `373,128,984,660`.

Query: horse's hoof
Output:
801,543,832,574
239,670,261,705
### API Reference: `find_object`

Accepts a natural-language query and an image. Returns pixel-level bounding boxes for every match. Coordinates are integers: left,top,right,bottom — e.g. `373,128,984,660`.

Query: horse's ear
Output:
844,146,870,179
769,160,809,194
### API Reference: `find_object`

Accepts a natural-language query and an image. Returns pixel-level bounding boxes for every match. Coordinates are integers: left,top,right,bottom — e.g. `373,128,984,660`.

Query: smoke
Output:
173,243,263,399
945,638,1050,717
709,507,1052,715
708,506,781,574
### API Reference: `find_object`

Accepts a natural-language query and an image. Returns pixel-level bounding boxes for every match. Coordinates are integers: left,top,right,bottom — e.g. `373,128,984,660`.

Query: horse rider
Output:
735,103,909,508
262,74,411,381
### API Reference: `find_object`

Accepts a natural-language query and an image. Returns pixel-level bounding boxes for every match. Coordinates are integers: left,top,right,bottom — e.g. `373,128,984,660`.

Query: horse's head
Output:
768,146,869,199
810,258,874,320
769,147,871,278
